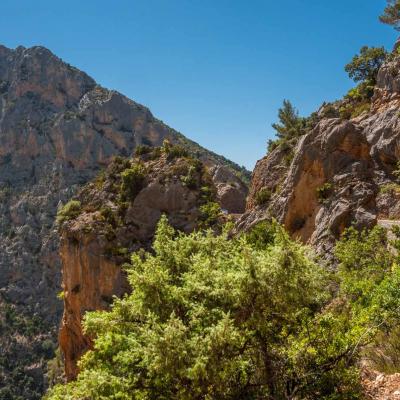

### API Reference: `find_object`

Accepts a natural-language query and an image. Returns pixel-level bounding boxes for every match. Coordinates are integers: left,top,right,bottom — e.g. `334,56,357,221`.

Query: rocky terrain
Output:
240,54,400,258
0,44,248,399
4,39,400,399
58,148,227,380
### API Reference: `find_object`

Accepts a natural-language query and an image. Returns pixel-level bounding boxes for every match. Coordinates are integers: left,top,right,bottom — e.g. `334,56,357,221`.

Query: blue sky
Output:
0,1,397,169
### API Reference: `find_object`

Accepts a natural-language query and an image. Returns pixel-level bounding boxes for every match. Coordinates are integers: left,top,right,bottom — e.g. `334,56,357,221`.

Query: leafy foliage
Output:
316,182,333,203
335,226,400,374
267,100,320,154
120,164,146,201
46,217,400,399
255,187,272,206
198,201,222,228
380,0,400,30
345,46,387,84
0,300,55,400
49,218,392,400
162,140,189,161
56,200,81,224
134,144,152,156
271,100,306,141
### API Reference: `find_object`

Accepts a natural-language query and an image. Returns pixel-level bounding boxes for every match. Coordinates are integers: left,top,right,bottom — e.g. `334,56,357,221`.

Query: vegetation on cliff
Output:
47,218,400,399
380,0,400,30
56,142,223,251
267,27,390,155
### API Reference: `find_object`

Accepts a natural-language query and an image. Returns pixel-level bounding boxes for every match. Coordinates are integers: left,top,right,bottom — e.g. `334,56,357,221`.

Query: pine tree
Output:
380,0,400,31
271,100,305,140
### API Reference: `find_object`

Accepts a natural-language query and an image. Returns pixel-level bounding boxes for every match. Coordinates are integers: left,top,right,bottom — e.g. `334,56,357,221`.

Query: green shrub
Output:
198,201,221,228
316,182,333,202
167,145,189,160
134,144,152,156
47,217,354,400
180,165,198,189
272,100,306,141
120,164,146,201
380,0,400,30
56,200,81,224
244,220,278,249
46,220,400,400
380,182,400,194
161,139,189,160
93,170,106,190
365,326,400,374
46,347,65,388
255,187,272,206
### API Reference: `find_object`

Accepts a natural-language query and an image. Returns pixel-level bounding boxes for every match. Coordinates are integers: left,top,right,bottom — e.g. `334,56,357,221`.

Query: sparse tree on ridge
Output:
271,99,305,141
344,46,387,84
380,0,400,30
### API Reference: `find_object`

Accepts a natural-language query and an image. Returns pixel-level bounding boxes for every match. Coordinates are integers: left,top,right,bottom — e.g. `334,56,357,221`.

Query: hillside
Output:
44,38,400,399
0,44,248,399
239,52,400,258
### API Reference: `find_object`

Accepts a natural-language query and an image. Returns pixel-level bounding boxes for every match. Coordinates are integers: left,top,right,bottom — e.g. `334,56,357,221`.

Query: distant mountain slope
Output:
0,44,248,399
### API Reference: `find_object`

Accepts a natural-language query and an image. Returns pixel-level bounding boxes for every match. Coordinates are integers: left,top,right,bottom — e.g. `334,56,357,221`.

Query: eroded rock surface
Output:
241,55,400,255
0,44,247,398
58,152,224,380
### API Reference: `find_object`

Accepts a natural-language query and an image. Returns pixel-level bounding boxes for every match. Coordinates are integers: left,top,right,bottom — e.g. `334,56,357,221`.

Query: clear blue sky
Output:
0,1,397,169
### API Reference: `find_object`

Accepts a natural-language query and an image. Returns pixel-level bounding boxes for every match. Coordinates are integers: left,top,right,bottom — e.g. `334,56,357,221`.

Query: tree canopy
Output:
271,100,305,141
46,217,400,399
344,46,387,84
380,0,400,30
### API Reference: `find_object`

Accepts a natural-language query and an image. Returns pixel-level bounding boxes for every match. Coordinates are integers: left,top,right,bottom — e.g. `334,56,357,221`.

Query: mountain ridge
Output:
0,43,248,399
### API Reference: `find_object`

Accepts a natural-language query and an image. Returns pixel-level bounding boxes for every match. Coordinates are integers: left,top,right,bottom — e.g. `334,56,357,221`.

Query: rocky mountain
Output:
0,44,248,399
239,54,400,258
58,149,229,381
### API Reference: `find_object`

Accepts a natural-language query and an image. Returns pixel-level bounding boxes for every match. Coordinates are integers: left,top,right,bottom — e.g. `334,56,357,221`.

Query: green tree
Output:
46,218,382,400
380,0,400,30
344,46,387,84
271,99,305,141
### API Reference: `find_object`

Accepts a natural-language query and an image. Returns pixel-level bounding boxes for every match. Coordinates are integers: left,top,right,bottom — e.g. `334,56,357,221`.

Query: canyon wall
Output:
0,44,247,398
239,55,400,255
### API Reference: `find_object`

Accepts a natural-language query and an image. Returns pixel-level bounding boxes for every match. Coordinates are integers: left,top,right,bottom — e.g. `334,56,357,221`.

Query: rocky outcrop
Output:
210,165,248,213
59,229,128,381
0,45,247,398
242,55,400,255
58,151,224,380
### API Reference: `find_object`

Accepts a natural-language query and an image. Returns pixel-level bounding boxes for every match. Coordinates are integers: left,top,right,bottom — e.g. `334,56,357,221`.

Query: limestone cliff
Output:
241,54,400,255
57,150,227,380
0,44,247,399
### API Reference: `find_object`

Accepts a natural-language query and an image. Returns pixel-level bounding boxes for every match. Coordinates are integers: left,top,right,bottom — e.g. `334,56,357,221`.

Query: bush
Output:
316,182,333,202
272,100,306,141
244,220,278,249
49,218,400,400
380,182,400,194
180,165,198,189
134,144,152,156
255,187,272,206
198,201,221,228
380,0,400,31
120,164,146,201
46,219,400,400
162,140,189,160
56,200,81,224
47,217,348,400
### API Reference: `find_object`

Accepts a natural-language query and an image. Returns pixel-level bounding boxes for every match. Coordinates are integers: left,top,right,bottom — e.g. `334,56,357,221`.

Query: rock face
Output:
59,231,128,381
241,55,400,255
57,152,223,380
0,44,247,399
210,165,248,213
